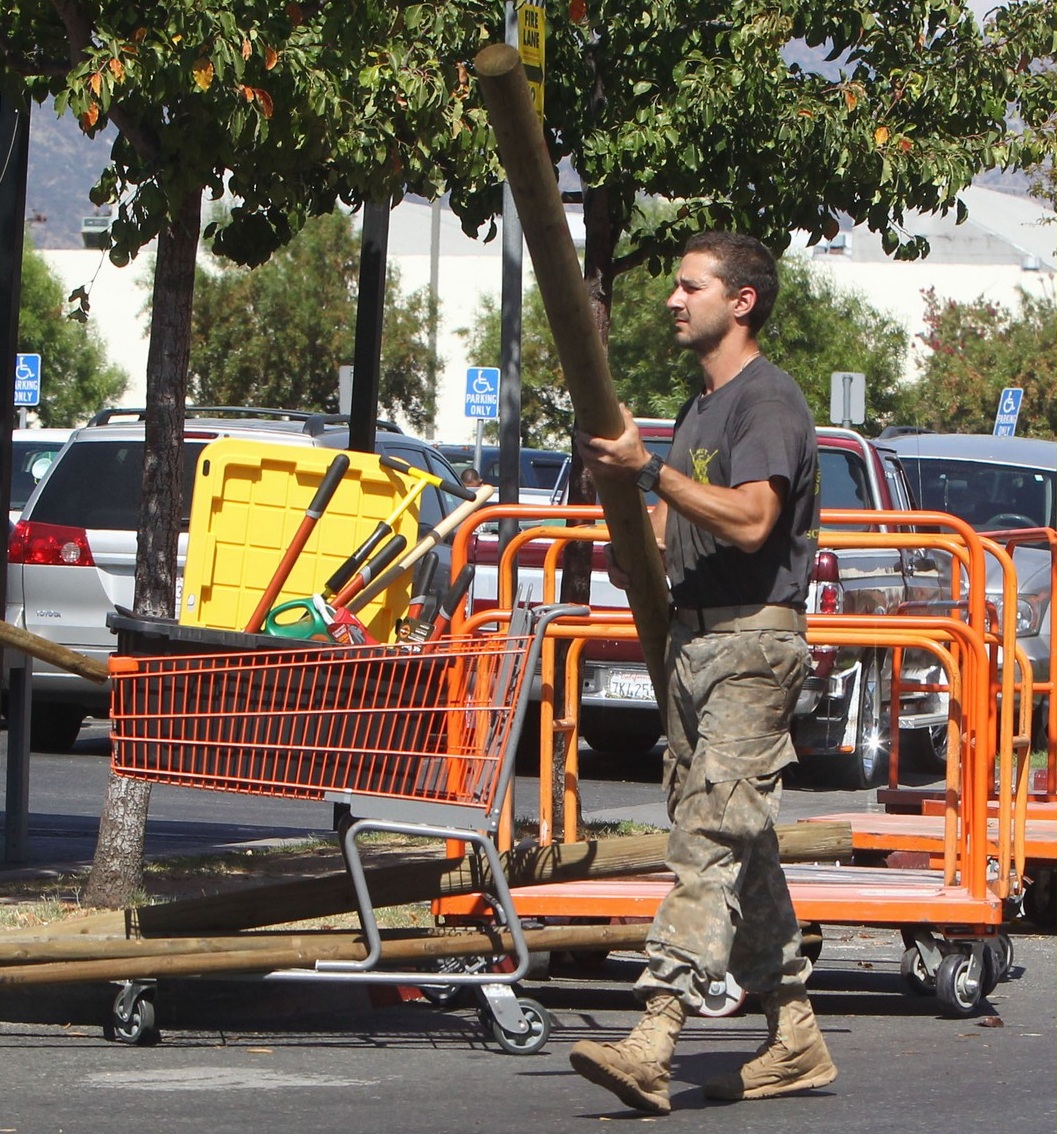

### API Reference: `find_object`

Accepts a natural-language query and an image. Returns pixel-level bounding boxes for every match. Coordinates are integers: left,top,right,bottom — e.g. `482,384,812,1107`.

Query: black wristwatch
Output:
635,453,665,493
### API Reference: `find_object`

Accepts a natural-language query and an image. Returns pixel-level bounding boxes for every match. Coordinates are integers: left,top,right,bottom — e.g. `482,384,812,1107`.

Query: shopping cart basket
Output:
108,601,586,1052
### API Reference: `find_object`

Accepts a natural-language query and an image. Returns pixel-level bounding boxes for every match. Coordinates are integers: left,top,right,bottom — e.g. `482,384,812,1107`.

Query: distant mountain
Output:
25,108,115,250
25,94,1034,251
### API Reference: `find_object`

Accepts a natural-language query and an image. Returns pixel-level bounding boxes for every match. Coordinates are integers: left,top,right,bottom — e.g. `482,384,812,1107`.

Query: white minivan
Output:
5,408,466,750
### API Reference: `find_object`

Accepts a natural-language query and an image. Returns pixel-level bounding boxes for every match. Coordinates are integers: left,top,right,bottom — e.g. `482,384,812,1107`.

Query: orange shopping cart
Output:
108,600,586,1051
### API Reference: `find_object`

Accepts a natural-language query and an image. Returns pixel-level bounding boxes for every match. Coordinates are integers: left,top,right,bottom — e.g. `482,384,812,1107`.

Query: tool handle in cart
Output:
306,451,352,518
408,552,440,614
427,563,476,640
323,527,389,599
329,532,408,609
379,453,476,502
244,452,351,632
346,484,493,615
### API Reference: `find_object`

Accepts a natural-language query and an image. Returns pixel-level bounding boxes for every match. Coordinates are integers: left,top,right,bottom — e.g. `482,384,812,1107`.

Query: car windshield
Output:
898,456,1056,533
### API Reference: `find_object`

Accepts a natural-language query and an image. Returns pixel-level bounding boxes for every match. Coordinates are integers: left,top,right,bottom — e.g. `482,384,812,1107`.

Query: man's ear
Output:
732,285,758,320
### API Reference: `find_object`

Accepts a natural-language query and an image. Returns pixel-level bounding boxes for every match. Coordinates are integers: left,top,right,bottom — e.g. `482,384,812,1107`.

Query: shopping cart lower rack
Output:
107,601,586,1052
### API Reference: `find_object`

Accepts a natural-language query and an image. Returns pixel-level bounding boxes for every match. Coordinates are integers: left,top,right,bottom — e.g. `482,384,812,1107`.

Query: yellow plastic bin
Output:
179,439,420,643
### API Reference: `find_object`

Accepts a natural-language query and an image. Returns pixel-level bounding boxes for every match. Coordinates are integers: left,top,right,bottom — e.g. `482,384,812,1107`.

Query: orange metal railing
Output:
447,504,1053,921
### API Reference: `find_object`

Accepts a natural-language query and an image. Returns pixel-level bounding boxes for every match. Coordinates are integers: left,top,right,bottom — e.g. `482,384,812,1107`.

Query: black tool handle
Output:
430,564,476,639
306,453,351,519
379,452,476,501
323,524,391,597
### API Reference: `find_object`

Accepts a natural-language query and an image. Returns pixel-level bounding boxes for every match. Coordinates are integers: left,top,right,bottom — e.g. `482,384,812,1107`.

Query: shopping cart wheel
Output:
900,946,935,995
490,997,552,1055
935,949,995,1017
699,973,746,1018
105,984,160,1045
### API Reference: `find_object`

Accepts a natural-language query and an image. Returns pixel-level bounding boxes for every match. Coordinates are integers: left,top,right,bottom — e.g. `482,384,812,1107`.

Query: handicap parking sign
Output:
465,367,500,419
993,387,1023,437
14,353,41,407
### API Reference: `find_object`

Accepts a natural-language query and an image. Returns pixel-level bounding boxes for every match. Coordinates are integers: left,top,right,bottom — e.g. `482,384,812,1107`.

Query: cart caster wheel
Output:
105,988,160,1045
700,973,746,1018
421,982,465,1008
900,946,935,995
800,922,824,965
935,950,995,1017
491,997,551,1055
420,959,469,1007
989,934,1014,983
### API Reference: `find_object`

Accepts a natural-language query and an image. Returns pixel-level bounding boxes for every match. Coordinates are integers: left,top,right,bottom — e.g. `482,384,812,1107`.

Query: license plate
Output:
605,670,656,701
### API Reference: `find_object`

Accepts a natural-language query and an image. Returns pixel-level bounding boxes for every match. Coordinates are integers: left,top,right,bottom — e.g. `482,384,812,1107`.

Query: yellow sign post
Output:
517,3,546,120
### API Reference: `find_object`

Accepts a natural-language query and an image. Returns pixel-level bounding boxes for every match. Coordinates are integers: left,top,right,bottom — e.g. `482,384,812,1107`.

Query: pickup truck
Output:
464,425,945,789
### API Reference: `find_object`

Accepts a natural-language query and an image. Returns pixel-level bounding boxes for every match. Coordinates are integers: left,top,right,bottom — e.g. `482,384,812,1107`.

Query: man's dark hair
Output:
683,232,779,334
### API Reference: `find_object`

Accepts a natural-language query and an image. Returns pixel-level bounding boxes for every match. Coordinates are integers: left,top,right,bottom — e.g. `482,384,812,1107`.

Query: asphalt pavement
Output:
1,723,1055,1133
0,929,1053,1133
0,721,886,876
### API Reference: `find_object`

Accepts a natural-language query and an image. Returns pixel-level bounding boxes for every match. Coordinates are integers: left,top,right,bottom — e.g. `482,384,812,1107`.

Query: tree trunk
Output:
84,191,202,909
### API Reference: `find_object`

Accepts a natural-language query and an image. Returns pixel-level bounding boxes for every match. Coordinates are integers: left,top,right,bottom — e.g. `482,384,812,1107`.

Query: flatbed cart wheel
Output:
900,946,935,995
420,981,465,1008
935,950,996,1017
700,973,747,1018
105,985,159,1045
490,997,552,1055
989,934,1014,983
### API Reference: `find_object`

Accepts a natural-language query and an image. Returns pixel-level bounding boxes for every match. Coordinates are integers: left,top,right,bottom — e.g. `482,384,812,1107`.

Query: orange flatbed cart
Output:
441,506,1053,1017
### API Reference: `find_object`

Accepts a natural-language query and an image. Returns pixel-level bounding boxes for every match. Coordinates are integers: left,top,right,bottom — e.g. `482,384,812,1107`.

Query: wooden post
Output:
474,44,671,715
0,621,110,683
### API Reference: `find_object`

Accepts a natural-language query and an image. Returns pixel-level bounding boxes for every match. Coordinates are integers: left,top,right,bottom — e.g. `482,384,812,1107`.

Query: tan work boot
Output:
704,993,837,1100
569,993,686,1114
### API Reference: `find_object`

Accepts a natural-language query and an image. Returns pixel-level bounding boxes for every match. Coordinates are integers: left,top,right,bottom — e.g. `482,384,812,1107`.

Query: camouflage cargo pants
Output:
635,620,812,1012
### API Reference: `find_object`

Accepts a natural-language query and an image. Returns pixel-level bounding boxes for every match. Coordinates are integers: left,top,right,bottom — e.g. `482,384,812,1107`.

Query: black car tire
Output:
901,723,950,775
581,720,662,756
30,704,85,753
843,650,889,790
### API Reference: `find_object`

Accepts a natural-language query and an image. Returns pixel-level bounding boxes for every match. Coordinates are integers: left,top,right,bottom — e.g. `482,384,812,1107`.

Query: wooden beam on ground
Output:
0,921,653,987
9,824,851,944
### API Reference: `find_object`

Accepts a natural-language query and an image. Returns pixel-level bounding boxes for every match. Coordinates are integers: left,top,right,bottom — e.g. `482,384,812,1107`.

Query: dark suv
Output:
5,408,466,751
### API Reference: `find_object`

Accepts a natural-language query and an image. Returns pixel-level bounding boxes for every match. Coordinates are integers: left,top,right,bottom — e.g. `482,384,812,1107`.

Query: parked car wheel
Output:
580,719,662,756
30,705,84,752
843,650,889,790
901,723,950,775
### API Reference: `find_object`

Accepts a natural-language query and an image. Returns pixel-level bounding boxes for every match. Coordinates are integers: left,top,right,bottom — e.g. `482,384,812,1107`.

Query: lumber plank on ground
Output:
0,921,653,987
21,823,851,942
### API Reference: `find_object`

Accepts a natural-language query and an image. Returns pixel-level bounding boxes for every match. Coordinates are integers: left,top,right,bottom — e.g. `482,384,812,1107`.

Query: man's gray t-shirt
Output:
665,357,819,610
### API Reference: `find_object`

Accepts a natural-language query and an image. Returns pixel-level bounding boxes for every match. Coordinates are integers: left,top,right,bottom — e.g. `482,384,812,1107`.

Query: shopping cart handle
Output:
530,603,591,631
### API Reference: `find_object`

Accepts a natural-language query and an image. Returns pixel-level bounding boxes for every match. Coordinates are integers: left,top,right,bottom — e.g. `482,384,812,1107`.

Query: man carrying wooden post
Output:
569,232,837,1114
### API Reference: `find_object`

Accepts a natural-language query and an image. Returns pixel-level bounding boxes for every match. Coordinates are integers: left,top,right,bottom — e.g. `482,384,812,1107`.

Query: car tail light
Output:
813,550,843,615
8,520,96,567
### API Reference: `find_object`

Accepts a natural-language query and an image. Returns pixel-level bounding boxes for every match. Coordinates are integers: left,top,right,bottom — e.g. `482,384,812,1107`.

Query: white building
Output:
797,185,1055,382
40,185,1053,441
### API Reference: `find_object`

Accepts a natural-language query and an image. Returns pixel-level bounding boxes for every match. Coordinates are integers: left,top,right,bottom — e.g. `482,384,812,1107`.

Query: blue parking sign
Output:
13,353,41,407
993,387,1023,437
465,367,500,419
